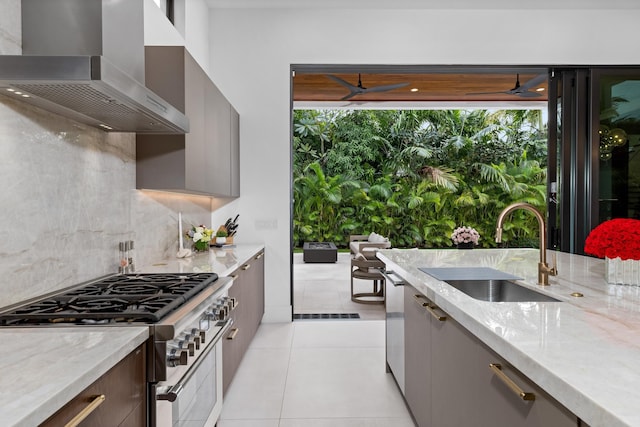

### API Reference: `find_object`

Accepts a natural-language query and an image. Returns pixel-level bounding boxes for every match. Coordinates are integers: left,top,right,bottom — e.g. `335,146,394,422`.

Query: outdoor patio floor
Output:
293,252,385,321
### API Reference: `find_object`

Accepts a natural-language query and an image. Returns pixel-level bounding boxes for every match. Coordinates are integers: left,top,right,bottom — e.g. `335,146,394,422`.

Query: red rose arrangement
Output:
584,218,640,260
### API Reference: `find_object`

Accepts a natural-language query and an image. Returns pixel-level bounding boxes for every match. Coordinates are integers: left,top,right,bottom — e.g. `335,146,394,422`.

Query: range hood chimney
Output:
0,0,189,134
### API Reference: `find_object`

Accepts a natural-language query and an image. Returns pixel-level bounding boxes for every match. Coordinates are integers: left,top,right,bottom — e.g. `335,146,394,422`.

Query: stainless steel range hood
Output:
0,0,189,134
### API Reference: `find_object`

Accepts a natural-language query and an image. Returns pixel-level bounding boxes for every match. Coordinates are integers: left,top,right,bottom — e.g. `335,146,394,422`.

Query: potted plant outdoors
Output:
451,226,480,249
215,229,228,245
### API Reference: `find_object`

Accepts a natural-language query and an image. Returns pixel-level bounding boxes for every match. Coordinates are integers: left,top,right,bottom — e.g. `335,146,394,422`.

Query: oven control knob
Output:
205,308,221,321
167,348,188,367
171,339,195,357
198,329,206,344
179,333,200,353
216,304,228,319
188,328,205,346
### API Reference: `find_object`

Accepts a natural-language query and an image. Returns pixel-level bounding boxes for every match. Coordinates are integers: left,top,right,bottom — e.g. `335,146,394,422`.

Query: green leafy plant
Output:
292,109,547,249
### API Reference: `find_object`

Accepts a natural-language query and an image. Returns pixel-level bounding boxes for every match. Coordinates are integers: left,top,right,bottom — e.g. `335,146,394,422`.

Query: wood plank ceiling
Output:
293,71,549,104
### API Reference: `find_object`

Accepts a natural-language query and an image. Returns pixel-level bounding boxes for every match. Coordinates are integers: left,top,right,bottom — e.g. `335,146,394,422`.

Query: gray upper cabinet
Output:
136,46,239,197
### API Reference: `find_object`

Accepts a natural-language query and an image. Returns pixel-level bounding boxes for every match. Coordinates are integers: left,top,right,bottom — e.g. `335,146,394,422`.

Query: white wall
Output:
0,0,221,308
208,7,640,322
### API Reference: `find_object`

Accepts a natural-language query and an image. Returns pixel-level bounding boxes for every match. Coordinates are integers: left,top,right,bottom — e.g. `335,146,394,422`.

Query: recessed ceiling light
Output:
21,94,30,98
6,88,15,92
14,91,22,95
536,87,545,92
99,124,113,130
411,88,419,92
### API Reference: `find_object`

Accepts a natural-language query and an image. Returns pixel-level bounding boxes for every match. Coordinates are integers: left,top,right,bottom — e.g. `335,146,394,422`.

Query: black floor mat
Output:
293,313,360,320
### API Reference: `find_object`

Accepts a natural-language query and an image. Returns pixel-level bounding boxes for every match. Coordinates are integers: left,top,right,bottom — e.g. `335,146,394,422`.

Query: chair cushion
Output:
368,232,389,243
350,241,391,259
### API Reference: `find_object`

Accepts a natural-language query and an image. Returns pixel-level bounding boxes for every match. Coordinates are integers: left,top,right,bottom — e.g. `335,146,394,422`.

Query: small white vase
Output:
605,257,640,286
216,237,227,245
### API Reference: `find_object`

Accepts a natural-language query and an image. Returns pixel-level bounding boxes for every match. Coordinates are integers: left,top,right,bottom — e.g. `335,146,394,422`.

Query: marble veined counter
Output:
138,243,265,277
377,248,640,427
0,326,149,427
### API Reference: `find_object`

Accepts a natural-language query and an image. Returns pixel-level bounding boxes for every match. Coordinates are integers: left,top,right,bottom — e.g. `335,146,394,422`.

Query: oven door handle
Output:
380,270,405,287
156,318,233,402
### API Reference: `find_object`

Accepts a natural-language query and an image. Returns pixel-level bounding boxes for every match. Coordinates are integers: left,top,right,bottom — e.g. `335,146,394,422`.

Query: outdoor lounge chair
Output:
349,233,391,304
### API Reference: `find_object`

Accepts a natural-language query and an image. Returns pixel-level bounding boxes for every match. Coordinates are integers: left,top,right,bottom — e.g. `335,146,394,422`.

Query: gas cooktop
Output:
0,273,219,326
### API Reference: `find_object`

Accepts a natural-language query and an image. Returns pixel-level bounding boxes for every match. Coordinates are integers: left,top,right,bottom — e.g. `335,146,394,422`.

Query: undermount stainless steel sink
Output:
445,279,560,302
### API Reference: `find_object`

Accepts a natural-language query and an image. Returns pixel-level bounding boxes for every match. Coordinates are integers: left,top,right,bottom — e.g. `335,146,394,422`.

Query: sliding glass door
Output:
593,69,640,223
550,67,640,254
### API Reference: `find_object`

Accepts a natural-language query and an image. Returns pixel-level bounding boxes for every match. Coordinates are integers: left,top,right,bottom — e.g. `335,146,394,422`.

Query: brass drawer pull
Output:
65,394,106,427
255,252,264,260
241,264,251,271
230,274,238,280
227,327,239,340
425,304,447,322
489,363,535,401
412,294,446,321
412,294,429,307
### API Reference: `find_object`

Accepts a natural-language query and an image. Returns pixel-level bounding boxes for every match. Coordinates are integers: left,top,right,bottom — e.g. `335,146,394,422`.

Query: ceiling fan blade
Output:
516,73,547,92
341,92,359,101
466,73,547,97
326,75,358,91
361,82,410,93
465,91,510,96
515,91,543,98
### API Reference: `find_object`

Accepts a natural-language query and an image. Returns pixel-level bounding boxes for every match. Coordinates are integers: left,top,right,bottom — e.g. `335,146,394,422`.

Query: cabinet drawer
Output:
40,344,146,427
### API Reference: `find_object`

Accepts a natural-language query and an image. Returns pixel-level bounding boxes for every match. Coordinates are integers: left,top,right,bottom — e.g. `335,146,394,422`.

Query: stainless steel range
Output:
0,272,235,427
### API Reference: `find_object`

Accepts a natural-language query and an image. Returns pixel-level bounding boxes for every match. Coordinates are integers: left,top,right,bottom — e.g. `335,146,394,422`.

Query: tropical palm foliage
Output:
293,109,548,249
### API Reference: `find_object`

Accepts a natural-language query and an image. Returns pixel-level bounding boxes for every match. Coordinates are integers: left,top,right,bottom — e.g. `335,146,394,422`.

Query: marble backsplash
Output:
0,97,213,308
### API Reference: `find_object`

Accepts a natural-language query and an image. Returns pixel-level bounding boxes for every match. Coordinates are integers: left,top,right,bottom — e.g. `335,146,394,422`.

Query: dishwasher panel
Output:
382,270,405,394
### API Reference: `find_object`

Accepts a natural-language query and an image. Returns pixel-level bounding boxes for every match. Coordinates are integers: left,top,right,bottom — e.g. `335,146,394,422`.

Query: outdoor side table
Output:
303,242,338,263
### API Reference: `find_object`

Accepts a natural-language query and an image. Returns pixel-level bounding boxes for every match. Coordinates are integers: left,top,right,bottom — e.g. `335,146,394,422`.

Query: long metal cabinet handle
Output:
489,363,535,401
412,294,429,307
413,294,446,321
380,270,405,287
425,304,447,322
227,327,239,340
241,264,251,271
65,394,106,427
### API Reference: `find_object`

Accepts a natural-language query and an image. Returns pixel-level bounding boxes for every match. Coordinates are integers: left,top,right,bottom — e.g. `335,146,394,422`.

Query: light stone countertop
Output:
0,244,264,427
0,326,149,427
137,243,265,276
377,248,640,427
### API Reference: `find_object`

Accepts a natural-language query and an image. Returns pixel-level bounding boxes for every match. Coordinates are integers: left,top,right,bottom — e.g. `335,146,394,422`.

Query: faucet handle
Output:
550,252,558,276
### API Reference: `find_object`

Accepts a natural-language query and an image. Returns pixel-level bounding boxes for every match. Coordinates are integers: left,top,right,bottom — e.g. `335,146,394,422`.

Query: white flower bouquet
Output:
188,225,213,251
451,226,480,245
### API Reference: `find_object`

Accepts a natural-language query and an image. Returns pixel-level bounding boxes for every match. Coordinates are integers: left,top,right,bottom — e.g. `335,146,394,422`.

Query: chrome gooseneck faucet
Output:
495,202,558,286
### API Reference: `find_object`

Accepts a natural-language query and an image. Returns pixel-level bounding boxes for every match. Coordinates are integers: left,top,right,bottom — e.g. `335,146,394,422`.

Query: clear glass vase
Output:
605,257,640,286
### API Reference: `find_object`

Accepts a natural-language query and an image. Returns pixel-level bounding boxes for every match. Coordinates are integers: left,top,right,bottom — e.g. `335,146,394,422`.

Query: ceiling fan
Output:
326,73,410,100
467,73,547,98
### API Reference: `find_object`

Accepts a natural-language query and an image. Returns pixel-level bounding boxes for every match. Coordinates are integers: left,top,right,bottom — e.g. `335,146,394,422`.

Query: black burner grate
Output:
0,273,218,326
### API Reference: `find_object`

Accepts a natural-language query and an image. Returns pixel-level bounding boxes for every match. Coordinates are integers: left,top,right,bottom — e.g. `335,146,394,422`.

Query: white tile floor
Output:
218,320,413,427
293,252,385,320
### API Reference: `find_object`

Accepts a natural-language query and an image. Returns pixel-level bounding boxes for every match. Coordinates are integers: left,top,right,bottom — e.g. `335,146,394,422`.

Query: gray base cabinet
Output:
40,344,146,427
223,251,265,393
403,284,577,427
